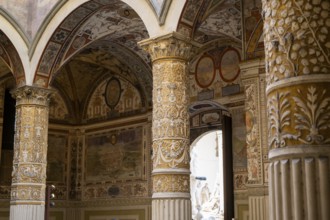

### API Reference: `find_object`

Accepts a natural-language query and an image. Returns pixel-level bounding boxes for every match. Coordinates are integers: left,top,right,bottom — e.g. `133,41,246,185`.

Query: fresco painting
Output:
86,127,143,182
47,134,67,183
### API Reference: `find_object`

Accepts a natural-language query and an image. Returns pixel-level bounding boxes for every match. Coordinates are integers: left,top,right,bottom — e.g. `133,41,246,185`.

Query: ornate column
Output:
263,1,330,220
10,86,53,220
139,33,195,220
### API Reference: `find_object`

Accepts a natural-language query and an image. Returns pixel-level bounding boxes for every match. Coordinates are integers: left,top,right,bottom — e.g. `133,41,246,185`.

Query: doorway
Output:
190,131,224,220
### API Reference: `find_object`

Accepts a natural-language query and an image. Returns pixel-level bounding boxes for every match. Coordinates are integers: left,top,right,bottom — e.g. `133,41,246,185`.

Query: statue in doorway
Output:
201,183,210,205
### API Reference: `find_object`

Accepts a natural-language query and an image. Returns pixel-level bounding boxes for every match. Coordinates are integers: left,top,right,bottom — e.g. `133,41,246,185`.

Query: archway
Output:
189,101,234,220
190,130,224,219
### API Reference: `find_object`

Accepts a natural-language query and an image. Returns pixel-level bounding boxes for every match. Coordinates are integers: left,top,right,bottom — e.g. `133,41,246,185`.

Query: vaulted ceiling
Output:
0,0,251,124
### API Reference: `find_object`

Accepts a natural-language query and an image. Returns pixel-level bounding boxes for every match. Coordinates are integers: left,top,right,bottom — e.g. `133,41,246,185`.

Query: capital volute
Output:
139,32,200,62
11,86,55,106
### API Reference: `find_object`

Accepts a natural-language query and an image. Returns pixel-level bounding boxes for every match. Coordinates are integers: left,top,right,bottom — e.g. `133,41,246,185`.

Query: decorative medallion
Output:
195,56,215,88
220,48,241,82
104,77,121,109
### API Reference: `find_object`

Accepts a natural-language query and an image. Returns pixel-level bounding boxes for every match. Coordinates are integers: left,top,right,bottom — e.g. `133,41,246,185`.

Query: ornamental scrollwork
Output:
153,139,190,169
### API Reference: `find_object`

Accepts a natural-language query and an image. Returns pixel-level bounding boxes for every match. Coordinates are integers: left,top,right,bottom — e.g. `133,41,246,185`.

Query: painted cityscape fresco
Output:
85,127,143,182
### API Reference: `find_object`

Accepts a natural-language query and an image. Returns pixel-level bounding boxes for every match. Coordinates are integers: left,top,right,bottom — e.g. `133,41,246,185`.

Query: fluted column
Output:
139,33,195,220
9,86,53,220
263,1,330,220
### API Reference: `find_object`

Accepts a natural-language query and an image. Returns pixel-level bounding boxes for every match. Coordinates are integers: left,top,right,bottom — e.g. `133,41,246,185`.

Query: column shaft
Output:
10,86,52,220
140,33,195,220
263,0,330,219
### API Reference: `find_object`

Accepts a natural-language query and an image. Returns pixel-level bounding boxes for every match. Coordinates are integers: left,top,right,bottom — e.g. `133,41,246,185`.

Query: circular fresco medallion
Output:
220,49,240,82
105,77,121,109
195,56,215,88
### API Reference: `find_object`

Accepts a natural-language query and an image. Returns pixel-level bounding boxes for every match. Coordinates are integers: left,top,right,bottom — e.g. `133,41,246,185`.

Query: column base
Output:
10,204,45,220
152,198,191,220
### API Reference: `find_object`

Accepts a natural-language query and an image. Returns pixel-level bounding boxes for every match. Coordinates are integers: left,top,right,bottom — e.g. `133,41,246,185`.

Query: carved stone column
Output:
10,86,53,220
263,1,330,220
139,33,195,220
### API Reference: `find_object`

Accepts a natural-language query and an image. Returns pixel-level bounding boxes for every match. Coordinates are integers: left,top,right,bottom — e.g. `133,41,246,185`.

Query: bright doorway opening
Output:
190,130,224,220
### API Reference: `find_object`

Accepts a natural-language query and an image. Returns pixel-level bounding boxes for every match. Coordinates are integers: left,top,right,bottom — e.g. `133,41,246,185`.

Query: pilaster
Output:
241,59,269,220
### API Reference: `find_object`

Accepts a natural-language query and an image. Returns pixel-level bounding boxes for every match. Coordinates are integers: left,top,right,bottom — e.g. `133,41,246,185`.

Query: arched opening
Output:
190,130,224,219
189,102,234,220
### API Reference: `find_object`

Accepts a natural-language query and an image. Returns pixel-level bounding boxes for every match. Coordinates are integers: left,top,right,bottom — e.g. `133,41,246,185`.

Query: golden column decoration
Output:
10,86,53,220
263,0,330,220
139,32,195,220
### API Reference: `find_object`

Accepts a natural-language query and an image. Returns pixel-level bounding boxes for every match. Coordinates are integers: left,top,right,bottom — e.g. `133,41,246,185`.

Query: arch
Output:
31,0,185,87
0,14,28,85
189,101,234,220
32,0,156,88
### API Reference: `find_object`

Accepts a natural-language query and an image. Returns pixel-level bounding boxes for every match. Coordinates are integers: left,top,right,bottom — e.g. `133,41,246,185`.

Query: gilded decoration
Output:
139,33,195,195
268,83,330,149
10,86,53,204
153,174,190,193
262,0,330,86
139,32,196,62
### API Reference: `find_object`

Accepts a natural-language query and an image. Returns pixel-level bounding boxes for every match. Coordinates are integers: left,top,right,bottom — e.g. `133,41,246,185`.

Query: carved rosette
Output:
10,86,53,205
263,1,330,219
139,33,195,219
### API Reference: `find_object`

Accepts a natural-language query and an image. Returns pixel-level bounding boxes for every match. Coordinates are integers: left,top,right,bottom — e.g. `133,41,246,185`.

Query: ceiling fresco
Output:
52,40,152,124
177,0,242,45
36,0,150,88
194,0,241,44
34,0,152,124
0,0,62,41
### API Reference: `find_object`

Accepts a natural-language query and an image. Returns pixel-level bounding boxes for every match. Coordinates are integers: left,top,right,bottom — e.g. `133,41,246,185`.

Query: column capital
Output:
11,86,54,106
138,32,199,62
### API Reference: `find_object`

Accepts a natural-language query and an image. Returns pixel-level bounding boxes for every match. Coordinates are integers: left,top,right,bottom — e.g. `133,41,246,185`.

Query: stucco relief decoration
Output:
10,87,53,203
152,140,190,169
268,86,330,148
268,91,296,148
153,175,189,193
293,86,330,144
263,0,330,85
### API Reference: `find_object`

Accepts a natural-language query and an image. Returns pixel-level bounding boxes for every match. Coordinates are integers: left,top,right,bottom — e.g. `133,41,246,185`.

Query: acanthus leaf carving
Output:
268,91,298,149
293,86,330,144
